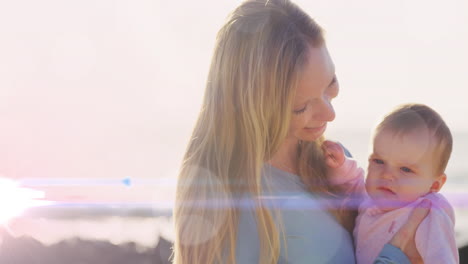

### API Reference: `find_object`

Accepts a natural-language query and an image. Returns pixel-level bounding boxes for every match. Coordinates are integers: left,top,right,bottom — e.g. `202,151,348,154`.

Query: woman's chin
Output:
298,131,325,142
301,125,326,140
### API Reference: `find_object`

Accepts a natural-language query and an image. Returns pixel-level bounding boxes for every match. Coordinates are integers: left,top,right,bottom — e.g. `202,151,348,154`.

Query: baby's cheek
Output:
364,179,373,193
396,186,420,203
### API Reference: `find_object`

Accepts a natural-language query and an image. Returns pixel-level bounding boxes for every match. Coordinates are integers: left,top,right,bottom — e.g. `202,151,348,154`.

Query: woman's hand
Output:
389,199,431,264
322,140,345,169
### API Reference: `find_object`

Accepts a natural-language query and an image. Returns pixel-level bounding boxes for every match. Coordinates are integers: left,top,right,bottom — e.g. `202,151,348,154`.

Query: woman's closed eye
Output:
328,76,339,98
293,106,307,115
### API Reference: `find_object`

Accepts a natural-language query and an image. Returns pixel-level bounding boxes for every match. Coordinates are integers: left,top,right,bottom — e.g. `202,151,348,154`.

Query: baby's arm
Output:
322,140,365,195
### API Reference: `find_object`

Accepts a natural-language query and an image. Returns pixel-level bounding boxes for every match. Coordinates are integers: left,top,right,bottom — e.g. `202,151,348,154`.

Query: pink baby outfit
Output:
329,157,459,264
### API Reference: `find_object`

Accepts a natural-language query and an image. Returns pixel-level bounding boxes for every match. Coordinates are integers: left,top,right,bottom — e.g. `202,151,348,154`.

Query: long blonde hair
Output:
173,1,345,263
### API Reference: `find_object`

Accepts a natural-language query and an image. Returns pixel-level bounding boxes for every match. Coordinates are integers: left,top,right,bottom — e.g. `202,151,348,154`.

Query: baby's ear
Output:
430,173,447,192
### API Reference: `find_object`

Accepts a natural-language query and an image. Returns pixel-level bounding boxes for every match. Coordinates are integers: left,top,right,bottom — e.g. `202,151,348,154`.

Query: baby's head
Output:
365,103,452,210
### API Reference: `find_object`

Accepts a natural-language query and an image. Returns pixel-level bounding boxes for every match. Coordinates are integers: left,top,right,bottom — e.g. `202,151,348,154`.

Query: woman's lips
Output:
304,124,326,134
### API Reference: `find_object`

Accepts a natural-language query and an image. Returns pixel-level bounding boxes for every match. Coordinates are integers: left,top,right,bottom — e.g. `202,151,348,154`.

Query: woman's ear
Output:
430,173,447,192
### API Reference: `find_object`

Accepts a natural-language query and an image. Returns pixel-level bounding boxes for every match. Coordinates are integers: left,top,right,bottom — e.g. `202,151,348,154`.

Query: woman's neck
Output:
268,138,299,175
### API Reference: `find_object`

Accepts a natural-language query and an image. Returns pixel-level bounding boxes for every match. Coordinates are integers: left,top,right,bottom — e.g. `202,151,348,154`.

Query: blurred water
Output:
6,216,174,248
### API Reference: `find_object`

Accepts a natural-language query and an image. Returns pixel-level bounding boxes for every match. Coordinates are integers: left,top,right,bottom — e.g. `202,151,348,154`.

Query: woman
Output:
173,0,429,263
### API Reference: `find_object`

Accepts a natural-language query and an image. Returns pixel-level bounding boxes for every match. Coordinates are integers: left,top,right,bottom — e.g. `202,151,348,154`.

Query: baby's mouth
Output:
377,186,396,195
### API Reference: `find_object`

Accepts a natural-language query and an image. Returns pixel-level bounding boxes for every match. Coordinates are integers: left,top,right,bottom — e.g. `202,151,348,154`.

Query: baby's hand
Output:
322,140,346,169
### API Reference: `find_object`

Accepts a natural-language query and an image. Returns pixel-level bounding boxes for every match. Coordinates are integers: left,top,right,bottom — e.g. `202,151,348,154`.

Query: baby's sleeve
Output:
328,157,366,196
415,198,459,264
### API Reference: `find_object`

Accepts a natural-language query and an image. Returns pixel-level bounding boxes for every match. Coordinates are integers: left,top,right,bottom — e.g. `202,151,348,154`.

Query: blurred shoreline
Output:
13,191,468,247
1,231,467,264
3,198,468,262
0,230,172,264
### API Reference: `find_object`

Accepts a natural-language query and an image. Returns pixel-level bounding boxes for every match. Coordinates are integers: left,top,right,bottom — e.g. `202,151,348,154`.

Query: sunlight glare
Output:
0,177,48,225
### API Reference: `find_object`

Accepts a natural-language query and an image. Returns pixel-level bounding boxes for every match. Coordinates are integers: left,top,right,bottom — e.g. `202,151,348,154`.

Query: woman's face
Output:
288,46,339,142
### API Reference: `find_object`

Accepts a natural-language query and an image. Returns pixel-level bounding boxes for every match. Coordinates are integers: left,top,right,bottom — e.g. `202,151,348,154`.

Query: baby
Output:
324,103,458,264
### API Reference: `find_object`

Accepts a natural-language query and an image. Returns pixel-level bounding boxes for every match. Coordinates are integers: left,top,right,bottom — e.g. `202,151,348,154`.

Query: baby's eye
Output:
373,159,384,165
400,167,413,173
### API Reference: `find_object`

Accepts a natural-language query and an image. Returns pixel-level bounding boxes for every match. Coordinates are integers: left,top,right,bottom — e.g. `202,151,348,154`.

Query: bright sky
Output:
0,0,467,203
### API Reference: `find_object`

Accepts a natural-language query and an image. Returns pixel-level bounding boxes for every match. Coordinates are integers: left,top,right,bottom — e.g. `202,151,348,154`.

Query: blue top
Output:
235,164,409,264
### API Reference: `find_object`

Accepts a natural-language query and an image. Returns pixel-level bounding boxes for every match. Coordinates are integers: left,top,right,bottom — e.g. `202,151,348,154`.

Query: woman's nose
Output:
314,100,335,122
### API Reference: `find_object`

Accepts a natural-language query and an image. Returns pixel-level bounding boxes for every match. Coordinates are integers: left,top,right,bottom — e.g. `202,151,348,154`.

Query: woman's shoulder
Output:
236,197,356,264
261,163,307,193
236,165,356,263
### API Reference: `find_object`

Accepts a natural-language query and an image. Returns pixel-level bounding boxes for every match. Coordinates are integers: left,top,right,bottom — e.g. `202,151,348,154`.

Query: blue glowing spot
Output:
122,178,131,187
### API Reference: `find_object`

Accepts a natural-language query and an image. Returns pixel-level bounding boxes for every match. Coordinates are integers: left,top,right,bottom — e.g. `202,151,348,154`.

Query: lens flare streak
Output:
0,178,53,225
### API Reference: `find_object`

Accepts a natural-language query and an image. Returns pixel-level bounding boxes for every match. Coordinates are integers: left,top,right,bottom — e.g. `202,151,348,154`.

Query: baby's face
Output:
365,128,445,211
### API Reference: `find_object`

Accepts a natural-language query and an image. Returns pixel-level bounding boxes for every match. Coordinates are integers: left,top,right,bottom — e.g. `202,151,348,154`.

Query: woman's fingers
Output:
389,199,431,263
403,199,431,234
